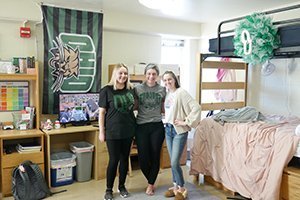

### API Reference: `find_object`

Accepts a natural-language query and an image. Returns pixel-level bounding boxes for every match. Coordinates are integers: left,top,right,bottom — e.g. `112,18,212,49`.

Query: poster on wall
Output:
41,5,103,114
0,82,29,111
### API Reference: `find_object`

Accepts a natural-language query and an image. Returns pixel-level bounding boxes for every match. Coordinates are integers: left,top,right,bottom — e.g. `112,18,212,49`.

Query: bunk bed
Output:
190,3,300,200
207,4,300,60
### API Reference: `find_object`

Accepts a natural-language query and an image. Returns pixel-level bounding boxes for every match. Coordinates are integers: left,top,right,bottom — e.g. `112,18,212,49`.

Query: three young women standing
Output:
99,63,135,200
162,71,201,200
134,63,166,195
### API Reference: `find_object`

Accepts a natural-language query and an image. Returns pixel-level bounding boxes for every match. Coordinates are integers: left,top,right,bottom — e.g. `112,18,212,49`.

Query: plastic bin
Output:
50,151,76,187
70,141,94,182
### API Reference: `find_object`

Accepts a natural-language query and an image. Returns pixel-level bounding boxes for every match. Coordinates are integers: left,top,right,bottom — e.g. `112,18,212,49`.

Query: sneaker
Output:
118,187,129,198
104,190,113,200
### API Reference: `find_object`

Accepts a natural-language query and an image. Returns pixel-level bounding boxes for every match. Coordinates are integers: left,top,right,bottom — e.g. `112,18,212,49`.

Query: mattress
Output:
209,24,300,54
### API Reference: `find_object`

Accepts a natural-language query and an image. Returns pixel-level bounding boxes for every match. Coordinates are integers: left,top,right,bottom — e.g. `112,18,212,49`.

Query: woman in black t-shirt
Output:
99,63,135,200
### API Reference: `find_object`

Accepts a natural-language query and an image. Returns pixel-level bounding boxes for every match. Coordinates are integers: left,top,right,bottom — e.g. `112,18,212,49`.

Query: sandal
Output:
145,185,155,196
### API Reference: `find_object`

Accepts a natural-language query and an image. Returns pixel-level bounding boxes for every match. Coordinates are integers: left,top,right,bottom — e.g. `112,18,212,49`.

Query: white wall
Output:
0,0,202,122
248,58,300,116
102,30,161,83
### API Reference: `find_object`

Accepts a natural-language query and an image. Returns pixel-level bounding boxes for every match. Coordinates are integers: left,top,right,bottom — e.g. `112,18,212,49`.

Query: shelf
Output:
0,73,37,80
130,74,145,81
43,125,99,135
2,151,44,168
0,129,43,139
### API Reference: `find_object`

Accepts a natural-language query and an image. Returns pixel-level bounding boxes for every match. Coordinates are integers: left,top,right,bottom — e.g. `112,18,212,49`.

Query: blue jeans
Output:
165,123,188,187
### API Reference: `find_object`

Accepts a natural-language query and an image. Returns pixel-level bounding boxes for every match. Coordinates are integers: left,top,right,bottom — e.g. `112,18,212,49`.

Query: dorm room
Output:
191,3,300,200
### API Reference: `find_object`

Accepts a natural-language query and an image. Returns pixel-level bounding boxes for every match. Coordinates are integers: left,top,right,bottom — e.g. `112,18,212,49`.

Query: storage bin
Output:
12,112,32,130
70,141,94,182
50,151,76,187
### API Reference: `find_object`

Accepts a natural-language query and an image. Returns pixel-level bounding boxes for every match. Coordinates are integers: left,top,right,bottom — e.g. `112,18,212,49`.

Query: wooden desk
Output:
0,129,44,197
43,125,108,186
281,166,300,199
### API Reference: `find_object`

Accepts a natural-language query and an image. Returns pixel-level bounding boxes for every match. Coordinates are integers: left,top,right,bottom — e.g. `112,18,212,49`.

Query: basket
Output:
12,112,33,130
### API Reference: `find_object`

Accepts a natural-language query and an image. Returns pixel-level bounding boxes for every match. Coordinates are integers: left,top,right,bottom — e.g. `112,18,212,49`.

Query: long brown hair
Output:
162,71,180,88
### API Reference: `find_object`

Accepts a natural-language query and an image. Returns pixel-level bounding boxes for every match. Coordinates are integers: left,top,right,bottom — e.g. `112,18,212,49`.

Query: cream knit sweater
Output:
167,87,201,134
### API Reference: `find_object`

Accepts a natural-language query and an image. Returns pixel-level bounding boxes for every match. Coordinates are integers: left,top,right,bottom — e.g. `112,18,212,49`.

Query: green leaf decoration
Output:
233,13,280,64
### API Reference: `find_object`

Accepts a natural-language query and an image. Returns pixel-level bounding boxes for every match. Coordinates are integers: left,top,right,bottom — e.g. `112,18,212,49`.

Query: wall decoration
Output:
233,13,280,64
41,5,103,114
0,82,29,111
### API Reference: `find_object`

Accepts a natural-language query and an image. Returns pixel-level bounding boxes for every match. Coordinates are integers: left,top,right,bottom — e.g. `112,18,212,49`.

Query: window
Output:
161,39,184,65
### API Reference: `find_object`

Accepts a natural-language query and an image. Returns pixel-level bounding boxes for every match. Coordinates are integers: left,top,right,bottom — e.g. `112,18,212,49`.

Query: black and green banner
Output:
42,5,103,114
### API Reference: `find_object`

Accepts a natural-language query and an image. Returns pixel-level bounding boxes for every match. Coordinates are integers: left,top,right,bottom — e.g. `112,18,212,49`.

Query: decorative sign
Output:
0,82,29,111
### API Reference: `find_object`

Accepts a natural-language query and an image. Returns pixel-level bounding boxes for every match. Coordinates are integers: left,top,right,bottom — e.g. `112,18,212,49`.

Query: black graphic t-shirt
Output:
99,85,135,140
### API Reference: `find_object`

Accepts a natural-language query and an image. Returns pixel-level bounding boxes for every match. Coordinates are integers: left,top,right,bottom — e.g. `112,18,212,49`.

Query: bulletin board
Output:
0,81,29,111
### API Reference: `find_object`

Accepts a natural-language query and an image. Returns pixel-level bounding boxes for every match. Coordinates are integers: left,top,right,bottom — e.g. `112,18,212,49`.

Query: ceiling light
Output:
139,0,183,16
139,0,164,10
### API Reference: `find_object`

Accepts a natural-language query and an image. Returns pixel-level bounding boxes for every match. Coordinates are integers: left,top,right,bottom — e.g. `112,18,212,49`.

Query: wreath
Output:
233,13,280,64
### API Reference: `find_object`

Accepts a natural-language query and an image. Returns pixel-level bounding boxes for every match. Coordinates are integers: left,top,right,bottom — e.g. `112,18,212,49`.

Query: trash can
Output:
50,151,76,187
69,141,94,182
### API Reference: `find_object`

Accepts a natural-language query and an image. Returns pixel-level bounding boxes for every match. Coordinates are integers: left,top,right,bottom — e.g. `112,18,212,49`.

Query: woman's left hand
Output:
174,119,186,126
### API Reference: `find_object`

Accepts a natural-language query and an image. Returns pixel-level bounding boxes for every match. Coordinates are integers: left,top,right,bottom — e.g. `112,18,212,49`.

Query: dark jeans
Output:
106,137,133,191
135,121,165,185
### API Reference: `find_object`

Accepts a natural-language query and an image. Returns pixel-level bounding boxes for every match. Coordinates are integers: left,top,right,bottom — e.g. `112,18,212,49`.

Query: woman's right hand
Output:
99,131,105,142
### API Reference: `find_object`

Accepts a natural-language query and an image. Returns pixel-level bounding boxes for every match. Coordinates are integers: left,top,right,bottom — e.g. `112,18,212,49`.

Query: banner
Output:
42,5,103,114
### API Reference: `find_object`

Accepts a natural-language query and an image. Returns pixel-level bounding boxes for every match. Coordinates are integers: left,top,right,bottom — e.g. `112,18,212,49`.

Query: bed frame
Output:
195,53,248,198
196,54,248,112
195,3,300,199
209,4,300,59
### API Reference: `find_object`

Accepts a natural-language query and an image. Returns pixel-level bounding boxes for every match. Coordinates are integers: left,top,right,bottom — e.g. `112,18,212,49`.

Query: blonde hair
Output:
108,63,133,90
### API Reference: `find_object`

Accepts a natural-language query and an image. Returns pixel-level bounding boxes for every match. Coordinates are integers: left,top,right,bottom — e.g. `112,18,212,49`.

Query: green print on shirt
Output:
113,92,134,113
139,92,162,110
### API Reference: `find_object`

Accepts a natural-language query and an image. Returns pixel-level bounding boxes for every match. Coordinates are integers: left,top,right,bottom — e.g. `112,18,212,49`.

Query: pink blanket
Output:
190,117,300,200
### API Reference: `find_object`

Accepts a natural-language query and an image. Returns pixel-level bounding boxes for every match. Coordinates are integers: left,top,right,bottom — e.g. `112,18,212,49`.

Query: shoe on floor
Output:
164,189,175,197
145,185,155,196
174,189,188,200
118,186,129,198
104,190,114,200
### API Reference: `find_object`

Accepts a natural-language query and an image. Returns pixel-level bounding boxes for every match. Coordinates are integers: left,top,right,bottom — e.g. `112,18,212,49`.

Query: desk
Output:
0,129,44,197
281,166,300,199
43,125,108,186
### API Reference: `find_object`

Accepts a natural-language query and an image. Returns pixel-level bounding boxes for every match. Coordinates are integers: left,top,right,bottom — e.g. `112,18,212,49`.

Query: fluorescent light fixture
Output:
139,0,183,15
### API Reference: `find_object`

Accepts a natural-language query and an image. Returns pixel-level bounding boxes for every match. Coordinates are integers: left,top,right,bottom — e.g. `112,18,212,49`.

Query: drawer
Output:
281,169,300,199
2,164,44,197
2,152,44,168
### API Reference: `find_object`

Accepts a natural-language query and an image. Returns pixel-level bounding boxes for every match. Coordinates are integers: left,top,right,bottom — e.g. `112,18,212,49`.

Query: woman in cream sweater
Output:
162,71,201,200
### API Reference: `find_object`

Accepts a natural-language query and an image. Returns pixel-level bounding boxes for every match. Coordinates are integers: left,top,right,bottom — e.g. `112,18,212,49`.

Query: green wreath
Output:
233,13,280,64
